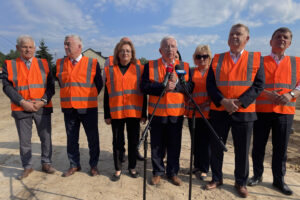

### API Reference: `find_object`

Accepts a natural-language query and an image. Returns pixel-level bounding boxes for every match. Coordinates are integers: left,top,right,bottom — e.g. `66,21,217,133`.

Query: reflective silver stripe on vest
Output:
192,92,207,98
61,96,97,102
264,56,297,89
149,102,185,109
58,58,95,89
11,60,18,87
12,59,46,91
58,57,66,88
37,59,46,83
153,60,159,82
108,64,142,98
256,100,295,107
63,82,95,88
110,105,143,112
216,52,254,86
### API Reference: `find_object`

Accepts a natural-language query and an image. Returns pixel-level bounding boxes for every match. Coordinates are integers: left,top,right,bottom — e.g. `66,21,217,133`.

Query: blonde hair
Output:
193,44,212,65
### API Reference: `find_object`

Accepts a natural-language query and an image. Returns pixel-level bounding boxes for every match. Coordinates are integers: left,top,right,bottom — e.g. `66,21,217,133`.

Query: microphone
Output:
175,64,186,83
162,64,174,87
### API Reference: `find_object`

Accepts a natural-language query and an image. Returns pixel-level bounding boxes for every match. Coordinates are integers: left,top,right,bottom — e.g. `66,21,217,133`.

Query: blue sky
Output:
1,0,300,66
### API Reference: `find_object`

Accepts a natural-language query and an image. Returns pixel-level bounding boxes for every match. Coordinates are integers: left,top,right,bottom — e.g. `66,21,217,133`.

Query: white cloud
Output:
249,0,300,24
165,0,300,28
165,0,248,27
94,0,163,12
10,0,97,32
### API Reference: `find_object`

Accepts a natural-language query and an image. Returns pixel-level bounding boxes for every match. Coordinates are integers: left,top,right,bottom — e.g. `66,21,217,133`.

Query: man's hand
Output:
276,93,292,105
262,89,282,103
166,72,177,92
20,100,36,112
221,98,240,114
33,100,45,111
105,118,111,125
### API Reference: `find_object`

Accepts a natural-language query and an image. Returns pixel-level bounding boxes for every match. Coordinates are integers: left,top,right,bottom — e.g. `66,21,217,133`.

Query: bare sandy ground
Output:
0,83,300,200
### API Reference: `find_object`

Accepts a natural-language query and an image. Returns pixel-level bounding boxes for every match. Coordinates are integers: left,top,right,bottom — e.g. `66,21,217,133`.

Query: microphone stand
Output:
177,76,227,200
137,85,168,200
189,108,196,200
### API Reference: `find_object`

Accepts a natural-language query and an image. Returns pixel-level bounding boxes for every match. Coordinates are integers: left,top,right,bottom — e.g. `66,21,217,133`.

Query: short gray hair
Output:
65,34,83,48
16,35,35,46
160,36,178,48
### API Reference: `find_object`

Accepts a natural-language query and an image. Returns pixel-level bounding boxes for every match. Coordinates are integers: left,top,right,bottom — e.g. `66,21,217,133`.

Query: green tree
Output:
0,51,5,68
5,49,19,60
35,39,55,76
139,57,148,65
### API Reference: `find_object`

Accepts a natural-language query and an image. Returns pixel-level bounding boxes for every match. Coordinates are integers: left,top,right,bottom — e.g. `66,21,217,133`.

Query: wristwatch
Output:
41,98,48,105
289,91,295,98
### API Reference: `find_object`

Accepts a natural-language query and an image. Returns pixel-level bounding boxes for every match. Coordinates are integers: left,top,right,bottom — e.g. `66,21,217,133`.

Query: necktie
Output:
72,60,77,66
25,61,31,69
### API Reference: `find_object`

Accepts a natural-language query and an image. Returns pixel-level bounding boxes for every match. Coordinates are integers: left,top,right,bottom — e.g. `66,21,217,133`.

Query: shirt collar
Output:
229,49,244,64
20,57,33,64
162,58,174,67
270,52,285,64
71,54,82,63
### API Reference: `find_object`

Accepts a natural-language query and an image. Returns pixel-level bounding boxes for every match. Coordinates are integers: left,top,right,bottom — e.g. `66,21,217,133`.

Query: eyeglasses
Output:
195,54,209,60
120,49,131,54
162,45,177,51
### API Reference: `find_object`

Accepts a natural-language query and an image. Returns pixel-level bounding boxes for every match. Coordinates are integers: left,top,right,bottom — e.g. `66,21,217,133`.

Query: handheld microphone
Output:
162,64,174,87
175,65,186,83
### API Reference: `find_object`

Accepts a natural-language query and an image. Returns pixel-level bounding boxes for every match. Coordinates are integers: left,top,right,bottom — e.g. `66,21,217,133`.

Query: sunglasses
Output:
195,54,209,60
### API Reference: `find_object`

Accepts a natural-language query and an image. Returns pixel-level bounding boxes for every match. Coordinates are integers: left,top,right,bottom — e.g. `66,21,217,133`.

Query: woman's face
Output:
194,51,211,68
118,44,132,65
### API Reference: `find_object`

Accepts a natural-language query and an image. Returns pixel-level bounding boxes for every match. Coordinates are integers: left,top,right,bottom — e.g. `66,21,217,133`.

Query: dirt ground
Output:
0,83,300,200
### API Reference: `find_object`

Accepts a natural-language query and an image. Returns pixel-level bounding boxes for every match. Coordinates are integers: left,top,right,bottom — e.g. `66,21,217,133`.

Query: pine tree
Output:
36,39,55,76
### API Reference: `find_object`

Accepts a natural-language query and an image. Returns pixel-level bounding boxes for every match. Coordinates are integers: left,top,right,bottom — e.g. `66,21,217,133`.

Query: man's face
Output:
228,26,249,52
270,31,292,53
159,38,177,63
16,40,36,60
64,37,81,59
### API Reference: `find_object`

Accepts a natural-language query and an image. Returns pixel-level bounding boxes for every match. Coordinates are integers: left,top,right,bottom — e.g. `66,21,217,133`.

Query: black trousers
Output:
252,112,293,183
64,110,100,168
188,118,211,173
150,117,183,177
210,114,253,186
111,118,140,171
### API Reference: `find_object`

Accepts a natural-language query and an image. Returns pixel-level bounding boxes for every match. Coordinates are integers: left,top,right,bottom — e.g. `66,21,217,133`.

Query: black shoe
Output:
136,151,145,161
248,176,263,186
111,172,122,182
128,169,139,178
273,181,293,195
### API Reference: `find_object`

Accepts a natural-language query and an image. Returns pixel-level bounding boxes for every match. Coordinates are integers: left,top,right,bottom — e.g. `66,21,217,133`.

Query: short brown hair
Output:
271,27,293,40
113,40,137,65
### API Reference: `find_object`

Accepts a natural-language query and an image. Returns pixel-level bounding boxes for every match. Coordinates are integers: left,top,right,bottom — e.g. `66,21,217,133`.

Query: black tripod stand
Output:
137,85,168,200
177,73,227,200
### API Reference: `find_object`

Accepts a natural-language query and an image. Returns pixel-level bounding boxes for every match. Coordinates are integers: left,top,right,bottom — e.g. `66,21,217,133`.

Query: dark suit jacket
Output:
140,59,194,124
206,53,265,122
2,58,55,119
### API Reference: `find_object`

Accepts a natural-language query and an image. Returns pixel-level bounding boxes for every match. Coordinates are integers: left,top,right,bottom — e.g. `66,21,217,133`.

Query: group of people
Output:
1,23,299,198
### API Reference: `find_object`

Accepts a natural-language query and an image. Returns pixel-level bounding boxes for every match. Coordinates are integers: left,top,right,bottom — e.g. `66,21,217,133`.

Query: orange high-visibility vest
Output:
185,67,210,118
106,55,141,67
148,58,189,117
105,63,144,119
210,51,261,112
256,55,300,114
5,57,53,111
56,56,98,109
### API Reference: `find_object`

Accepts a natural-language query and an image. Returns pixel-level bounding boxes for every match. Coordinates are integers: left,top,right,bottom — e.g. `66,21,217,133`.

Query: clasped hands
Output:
221,98,242,115
20,99,44,112
166,72,177,92
262,89,292,105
